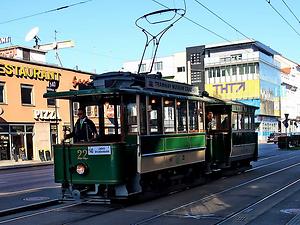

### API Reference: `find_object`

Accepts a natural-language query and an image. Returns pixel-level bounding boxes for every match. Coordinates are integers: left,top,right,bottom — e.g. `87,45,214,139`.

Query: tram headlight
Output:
76,163,88,175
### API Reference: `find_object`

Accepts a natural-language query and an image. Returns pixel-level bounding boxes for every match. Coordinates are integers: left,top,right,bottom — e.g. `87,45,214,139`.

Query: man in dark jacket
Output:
64,107,97,142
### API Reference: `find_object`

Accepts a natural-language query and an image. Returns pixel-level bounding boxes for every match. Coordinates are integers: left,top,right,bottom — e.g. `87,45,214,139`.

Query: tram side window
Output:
140,95,147,135
127,102,138,133
220,114,229,130
238,114,244,130
232,112,238,130
149,97,162,134
104,102,121,135
177,100,187,132
164,98,175,133
244,114,249,129
189,100,199,132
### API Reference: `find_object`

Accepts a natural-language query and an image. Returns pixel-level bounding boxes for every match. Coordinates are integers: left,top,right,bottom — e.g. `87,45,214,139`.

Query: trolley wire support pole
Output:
135,3,186,75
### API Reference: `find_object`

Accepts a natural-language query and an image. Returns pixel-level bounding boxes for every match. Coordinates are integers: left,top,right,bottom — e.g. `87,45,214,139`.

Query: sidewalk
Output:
0,160,53,170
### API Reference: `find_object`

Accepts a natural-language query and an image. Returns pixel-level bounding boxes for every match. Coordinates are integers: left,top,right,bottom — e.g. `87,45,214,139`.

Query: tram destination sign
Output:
145,78,199,95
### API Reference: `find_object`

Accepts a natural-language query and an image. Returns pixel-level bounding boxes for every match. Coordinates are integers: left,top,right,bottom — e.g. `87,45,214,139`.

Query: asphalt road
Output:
0,165,60,212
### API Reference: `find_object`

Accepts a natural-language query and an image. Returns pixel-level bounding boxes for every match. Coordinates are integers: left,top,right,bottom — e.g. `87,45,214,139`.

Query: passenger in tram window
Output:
63,107,97,142
205,111,214,131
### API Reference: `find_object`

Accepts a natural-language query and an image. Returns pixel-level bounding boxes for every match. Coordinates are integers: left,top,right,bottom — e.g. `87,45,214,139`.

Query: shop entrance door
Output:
11,134,25,161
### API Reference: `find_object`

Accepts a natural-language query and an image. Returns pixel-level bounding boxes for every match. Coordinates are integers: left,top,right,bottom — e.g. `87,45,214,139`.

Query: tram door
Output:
11,134,25,161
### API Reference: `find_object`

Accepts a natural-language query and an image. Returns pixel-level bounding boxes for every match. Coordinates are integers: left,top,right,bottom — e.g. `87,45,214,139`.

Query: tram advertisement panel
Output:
205,79,260,100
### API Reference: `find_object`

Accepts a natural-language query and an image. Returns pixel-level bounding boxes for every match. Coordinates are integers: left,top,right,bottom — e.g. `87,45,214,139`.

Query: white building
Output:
123,52,187,84
275,55,300,134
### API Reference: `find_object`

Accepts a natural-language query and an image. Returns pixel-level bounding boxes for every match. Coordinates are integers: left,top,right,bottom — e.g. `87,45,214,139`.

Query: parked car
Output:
267,133,286,144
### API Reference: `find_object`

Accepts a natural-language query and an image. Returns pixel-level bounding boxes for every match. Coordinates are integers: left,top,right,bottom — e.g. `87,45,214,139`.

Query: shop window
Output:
0,134,10,160
26,125,34,132
46,88,56,106
0,125,8,132
21,84,33,105
0,82,5,103
177,100,187,132
189,101,199,132
164,99,175,133
10,125,25,132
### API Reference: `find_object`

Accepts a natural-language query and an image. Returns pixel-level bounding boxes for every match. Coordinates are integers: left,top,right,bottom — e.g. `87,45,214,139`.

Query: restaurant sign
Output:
0,63,61,81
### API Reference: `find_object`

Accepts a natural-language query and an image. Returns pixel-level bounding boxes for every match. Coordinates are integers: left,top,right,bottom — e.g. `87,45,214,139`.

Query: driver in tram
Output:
63,107,97,142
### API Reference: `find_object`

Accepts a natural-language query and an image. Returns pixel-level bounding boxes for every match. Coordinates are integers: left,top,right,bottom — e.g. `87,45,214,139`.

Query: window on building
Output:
23,49,30,61
221,67,226,76
21,84,33,105
249,63,255,73
46,88,56,106
216,68,220,77
232,65,237,75
244,64,249,74
154,61,163,71
139,63,146,72
239,65,244,75
0,82,5,103
177,66,185,72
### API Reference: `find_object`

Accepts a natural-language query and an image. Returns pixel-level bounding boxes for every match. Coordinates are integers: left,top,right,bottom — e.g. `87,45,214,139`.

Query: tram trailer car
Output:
44,72,258,200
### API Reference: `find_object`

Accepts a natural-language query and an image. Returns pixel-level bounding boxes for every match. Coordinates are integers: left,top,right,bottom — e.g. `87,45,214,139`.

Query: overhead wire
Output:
280,0,300,24
0,0,92,25
151,0,230,42
193,0,253,41
265,0,300,38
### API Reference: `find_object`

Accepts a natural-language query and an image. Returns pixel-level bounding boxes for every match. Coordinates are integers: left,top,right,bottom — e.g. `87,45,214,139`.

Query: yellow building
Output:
0,46,94,162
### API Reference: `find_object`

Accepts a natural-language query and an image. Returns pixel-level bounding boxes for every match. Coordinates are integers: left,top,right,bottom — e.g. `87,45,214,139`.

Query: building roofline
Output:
0,55,95,76
0,45,47,53
205,39,280,56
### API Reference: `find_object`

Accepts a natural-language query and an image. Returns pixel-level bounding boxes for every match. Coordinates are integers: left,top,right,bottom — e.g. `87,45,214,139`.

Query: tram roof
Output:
43,86,202,101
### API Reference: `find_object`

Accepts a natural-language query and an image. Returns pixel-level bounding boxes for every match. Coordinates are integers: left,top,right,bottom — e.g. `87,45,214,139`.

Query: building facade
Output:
123,40,298,142
0,46,94,162
202,40,281,142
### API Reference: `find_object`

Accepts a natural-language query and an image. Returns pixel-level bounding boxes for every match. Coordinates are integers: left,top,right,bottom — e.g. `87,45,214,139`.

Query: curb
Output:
0,162,54,170
0,199,60,217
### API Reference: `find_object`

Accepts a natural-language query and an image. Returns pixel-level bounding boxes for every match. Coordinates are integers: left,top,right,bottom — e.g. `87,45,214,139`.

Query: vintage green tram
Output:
44,71,258,199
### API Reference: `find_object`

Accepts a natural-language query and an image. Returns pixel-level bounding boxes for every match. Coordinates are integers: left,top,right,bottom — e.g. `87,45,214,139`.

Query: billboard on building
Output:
205,79,260,100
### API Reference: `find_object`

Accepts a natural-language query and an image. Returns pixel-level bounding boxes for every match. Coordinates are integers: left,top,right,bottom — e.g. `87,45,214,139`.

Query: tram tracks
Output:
131,157,300,225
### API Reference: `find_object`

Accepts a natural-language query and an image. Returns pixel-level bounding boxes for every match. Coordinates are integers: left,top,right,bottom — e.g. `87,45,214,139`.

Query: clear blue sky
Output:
1,0,300,73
